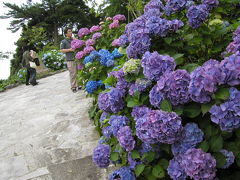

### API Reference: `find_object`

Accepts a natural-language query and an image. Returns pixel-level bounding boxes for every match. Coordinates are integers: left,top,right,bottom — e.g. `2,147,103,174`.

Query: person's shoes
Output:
72,88,77,93
77,86,82,90
26,83,30,86
31,82,39,86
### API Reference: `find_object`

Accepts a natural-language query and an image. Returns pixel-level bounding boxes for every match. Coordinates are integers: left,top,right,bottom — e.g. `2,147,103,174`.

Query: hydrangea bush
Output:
41,50,66,70
84,0,240,179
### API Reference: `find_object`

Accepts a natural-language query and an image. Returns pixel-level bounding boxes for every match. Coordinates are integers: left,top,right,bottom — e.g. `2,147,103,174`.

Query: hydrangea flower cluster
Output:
117,126,136,151
128,152,141,169
119,34,129,47
112,48,123,58
113,14,126,21
188,59,224,103
100,111,108,125
83,46,95,54
141,51,176,81
172,123,204,155
86,80,102,94
90,25,102,33
209,87,240,132
78,28,90,38
98,88,125,113
219,149,235,169
165,0,187,15
108,69,129,89
86,39,96,46
109,20,120,29
92,32,102,40
167,155,187,180
187,4,209,28
109,115,129,136
102,126,113,139
202,0,219,10
71,39,85,50
109,166,136,180
131,106,151,120
112,39,121,47
149,84,164,108
226,26,240,55
220,53,240,86
123,59,141,74
98,49,114,66
154,70,191,106
129,78,152,96
144,0,164,15
136,109,183,144
181,148,217,180
93,144,111,168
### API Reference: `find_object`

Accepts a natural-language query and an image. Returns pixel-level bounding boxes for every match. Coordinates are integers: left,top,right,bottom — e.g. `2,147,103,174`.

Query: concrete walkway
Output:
0,71,111,180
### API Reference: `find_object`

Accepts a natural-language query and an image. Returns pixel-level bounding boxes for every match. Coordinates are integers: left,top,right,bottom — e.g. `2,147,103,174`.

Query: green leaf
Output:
110,152,119,161
127,100,140,108
142,152,155,163
164,37,172,44
235,128,240,138
184,34,194,40
173,53,184,60
160,99,172,112
131,150,140,159
213,152,227,168
201,102,214,115
214,87,230,100
210,135,223,152
158,159,169,170
199,140,209,152
183,103,201,118
236,157,240,168
173,106,183,115
152,165,165,178
135,164,145,177
181,63,199,73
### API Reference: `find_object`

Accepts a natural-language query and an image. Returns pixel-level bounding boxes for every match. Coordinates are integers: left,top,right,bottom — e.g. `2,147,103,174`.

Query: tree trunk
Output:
53,23,58,46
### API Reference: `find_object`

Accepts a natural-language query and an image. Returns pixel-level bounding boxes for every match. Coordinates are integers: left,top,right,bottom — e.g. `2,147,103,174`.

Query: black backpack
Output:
34,58,40,66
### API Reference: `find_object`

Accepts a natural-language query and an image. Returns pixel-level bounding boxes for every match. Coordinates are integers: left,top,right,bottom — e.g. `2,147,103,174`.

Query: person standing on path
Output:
22,49,39,86
60,28,79,93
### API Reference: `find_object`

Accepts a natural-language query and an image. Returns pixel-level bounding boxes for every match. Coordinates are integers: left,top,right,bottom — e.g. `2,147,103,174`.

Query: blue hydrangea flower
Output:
100,112,108,125
165,0,187,16
149,85,164,108
141,51,176,81
117,126,136,151
131,106,151,120
109,115,129,136
106,60,115,67
202,0,219,10
102,126,113,139
98,49,114,66
187,4,209,29
168,155,187,180
209,87,240,132
109,166,136,180
172,123,204,155
93,144,111,168
83,55,94,64
112,48,123,58
86,80,98,94
181,148,216,180
220,149,235,169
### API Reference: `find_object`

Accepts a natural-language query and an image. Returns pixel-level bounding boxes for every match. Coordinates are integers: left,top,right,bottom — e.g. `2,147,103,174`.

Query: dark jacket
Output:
22,51,33,68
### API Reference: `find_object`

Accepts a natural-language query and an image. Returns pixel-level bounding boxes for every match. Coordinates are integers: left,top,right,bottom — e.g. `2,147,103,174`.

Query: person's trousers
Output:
67,61,78,89
26,67,37,85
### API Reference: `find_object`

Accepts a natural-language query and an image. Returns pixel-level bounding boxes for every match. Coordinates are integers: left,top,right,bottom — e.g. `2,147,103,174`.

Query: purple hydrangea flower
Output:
119,34,129,47
71,39,85,50
98,88,125,113
112,39,121,47
109,20,120,29
181,148,217,180
189,59,224,103
92,32,102,40
220,53,240,86
128,152,141,169
131,106,151,120
165,0,187,16
172,123,204,155
129,78,152,96
86,39,96,46
233,26,240,42
226,42,240,54
168,155,187,180
93,144,111,168
100,112,108,124
113,14,126,21
220,149,235,169
108,69,129,89
75,51,87,59
102,126,113,139
117,126,136,151
90,25,102,33
78,28,90,38
109,166,136,180
141,51,176,81
149,85,164,108
187,4,209,29
109,115,129,136
209,87,240,132
202,0,219,10
144,0,164,15
136,110,183,144
156,70,191,106
83,46,95,54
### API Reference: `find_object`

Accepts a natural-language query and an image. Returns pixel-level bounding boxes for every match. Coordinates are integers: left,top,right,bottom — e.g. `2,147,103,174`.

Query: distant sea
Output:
0,58,11,80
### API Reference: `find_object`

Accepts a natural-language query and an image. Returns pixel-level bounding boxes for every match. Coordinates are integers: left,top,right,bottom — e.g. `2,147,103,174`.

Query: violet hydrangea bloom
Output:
86,39,96,46
131,106,151,120
113,14,126,21
141,51,176,81
78,28,90,38
129,78,152,96
128,152,141,169
75,51,87,59
98,88,125,113
83,46,95,54
100,112,108,125
144,0,164,15
167,155,187,180
181,148,217,180
209,87,240,132
90,25,102,33
220,53,240,86
136,109,183,144
156,70,191,106
112,39,121,47
119,34,129,47
189,59,224,103
109,115,129,136
165,0,187,16
108,69,129,89
187,4,209,29
202,0,219,10
172,123,204,155
92,32,102,40
149,85,164,108
117,126,136,151
71,39,85,50
109,20,120,29
102,126,113,139
109,166,136,180
219,149,235,169
93,144,111,168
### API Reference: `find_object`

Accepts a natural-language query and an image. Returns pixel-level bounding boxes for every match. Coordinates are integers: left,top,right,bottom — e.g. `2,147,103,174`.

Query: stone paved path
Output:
0,71,112,180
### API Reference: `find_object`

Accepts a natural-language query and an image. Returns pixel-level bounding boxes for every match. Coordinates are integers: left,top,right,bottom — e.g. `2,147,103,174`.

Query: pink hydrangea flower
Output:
86,39,96,46
106,17,113,21
92,32,102,40
84,46,95,54
112,39,121,47
71,39,85,50
90,25,102,33
109,20,120,29
113,14,126,21
78,28,90,38
75,51,87,60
